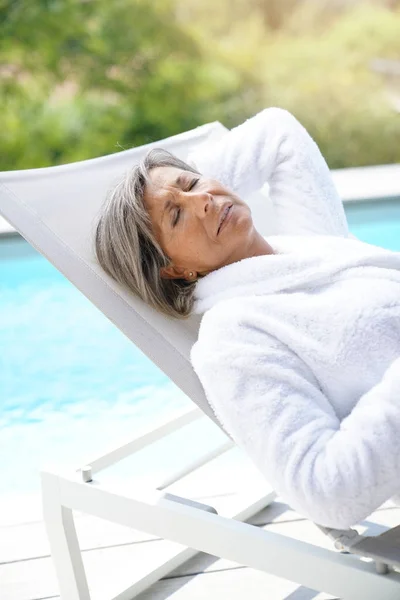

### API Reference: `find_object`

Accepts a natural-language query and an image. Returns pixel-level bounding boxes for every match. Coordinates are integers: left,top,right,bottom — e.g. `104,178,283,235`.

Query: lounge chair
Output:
1,123,400,600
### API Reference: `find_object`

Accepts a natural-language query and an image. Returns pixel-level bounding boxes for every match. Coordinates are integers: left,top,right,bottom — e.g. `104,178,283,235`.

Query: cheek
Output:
169,226,213,268
166,233,202,265
181,232,209,261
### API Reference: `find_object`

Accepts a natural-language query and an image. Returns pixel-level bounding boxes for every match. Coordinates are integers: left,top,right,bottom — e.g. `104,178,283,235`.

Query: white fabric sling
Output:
0,122,276,427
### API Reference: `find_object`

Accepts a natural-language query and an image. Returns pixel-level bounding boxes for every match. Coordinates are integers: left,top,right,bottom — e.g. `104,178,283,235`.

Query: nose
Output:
185,190,212,218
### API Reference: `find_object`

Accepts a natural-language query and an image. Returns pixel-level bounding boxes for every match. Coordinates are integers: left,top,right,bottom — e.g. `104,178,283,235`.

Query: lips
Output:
217,204,233,235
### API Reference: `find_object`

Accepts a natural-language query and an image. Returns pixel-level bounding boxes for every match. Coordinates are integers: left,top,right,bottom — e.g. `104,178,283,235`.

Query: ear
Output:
160,265,196,281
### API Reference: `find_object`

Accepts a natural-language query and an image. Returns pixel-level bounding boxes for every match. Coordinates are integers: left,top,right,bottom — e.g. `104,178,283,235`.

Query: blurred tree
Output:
1,0,400,170
0,0,252,169
179,0,400,167
252,0,300,29
260,4,400,167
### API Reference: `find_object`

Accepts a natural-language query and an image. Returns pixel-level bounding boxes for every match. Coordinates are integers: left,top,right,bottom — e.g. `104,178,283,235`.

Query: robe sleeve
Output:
188,107,349,238
191,309,400,529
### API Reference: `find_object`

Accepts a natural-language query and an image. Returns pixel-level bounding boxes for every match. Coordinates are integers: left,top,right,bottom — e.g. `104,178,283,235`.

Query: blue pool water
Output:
1,199,400,494
344,199,400,252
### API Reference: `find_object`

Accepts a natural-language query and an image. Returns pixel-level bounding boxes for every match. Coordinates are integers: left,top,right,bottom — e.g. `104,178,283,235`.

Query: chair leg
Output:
41,471,90,600
319,523,400,575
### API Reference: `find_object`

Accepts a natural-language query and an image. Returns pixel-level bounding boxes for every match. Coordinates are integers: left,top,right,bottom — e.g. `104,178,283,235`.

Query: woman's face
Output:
143,166,255,280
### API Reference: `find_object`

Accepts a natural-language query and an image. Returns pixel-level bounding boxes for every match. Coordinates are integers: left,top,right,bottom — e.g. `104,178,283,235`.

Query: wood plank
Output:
0,564,340,600
134,564,340,600
248,500,305,527
0,514,157,564
248,498,400,528
0,538,188,600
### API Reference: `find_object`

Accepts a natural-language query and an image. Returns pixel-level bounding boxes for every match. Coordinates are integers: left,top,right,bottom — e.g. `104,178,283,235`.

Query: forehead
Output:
146,166,185,195
144,166,190,213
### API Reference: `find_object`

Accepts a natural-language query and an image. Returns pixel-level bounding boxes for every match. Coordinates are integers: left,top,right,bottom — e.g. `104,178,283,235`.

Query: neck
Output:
242,230,274,260
219,229,274,270
200,231,274,278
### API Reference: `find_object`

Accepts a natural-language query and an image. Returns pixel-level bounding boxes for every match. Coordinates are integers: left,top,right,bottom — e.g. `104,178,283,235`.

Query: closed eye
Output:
172,207,181,227
171,178,199,226
188,178,199,191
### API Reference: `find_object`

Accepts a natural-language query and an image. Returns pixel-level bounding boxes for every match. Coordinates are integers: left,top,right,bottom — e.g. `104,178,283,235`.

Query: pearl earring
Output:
189,272,194,278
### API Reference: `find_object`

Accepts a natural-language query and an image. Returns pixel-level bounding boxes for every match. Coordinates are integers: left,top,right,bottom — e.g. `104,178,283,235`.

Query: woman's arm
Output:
191,309,400,529
189,108,349,238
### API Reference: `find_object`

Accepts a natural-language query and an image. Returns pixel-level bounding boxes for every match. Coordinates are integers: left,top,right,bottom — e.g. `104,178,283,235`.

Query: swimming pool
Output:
1,199,400,494
344,199,400,252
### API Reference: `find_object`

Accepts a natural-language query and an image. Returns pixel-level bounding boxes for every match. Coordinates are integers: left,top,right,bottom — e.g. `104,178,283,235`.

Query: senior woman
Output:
95,108,400,530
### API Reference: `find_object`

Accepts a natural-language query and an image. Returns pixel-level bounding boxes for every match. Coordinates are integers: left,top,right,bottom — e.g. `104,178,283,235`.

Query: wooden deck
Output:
2,449,400,600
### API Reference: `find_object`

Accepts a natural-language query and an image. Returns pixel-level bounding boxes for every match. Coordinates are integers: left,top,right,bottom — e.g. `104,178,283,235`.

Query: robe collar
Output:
193,234,397,314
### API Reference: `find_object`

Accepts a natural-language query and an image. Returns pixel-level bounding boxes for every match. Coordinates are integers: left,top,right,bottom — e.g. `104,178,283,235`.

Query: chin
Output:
235,205,254,231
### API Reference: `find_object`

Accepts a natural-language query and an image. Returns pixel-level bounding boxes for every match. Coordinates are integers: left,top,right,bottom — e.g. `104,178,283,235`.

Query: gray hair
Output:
95,148,201,319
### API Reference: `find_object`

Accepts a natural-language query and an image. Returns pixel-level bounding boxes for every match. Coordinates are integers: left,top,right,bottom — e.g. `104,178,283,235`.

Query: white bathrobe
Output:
189,108,400,530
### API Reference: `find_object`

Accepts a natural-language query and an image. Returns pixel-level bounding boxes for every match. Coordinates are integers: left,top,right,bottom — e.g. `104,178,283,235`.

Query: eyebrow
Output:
175,174,185,187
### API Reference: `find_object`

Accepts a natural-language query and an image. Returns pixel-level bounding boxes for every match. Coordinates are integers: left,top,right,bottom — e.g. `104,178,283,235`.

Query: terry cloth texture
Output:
189,108,400,529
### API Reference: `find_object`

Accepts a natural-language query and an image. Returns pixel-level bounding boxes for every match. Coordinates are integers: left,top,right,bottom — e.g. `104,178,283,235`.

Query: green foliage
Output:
183,1,400,167
0,0,245,169
1,0,400,170
259,5,400,167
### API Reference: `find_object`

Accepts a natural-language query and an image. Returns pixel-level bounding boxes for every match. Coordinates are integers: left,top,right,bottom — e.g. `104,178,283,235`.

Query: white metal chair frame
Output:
41,403,400,600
